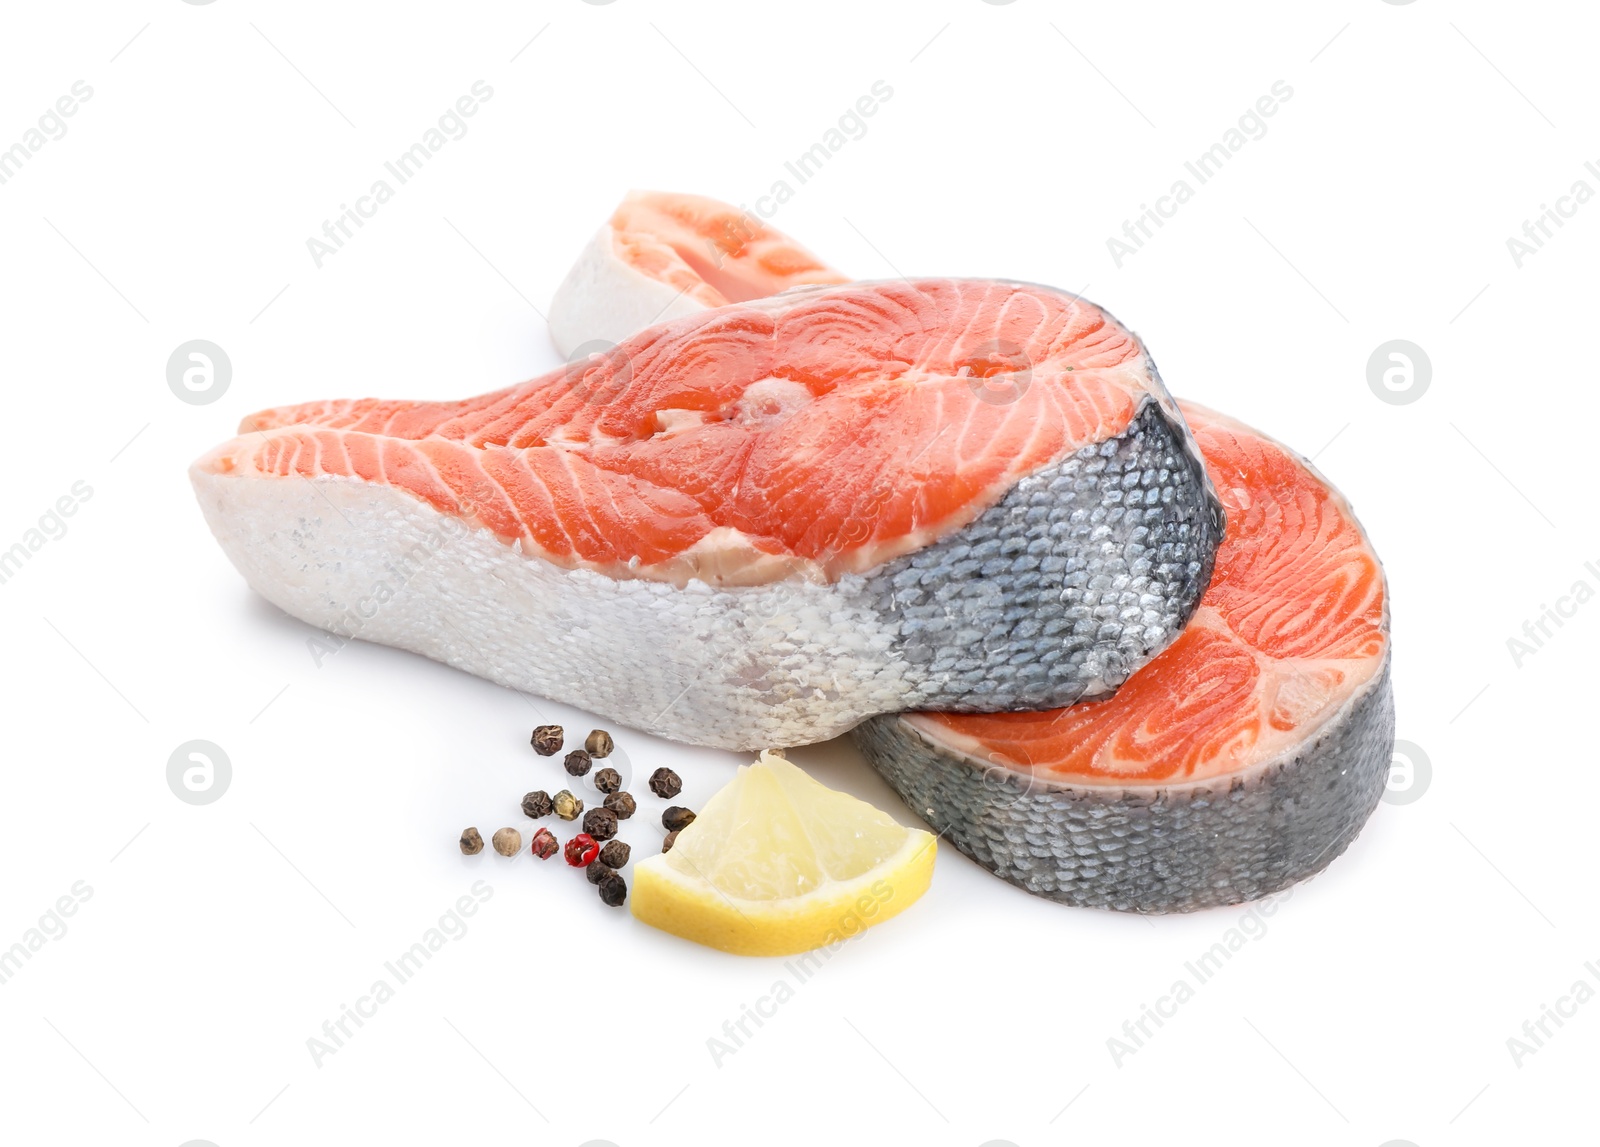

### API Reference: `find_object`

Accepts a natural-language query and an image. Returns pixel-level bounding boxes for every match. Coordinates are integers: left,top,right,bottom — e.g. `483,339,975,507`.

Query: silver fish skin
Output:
852,654,1394,913
869,397,1221,713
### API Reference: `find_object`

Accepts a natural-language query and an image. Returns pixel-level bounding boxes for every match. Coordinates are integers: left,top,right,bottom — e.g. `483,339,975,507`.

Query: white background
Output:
0,2,1593,1144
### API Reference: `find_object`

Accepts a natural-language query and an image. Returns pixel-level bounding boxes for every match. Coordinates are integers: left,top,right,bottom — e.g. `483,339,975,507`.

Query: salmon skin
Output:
853,403,1393,912
191,277,1224,751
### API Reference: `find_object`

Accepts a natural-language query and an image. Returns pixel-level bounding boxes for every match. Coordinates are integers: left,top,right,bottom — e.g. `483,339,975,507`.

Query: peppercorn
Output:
491,827,523,857
586,861,615,886
530,826,559,859
521,790,553,819
585,729,615,758
661,830,679,853
553,790,584,821
662,806,696,833
564,749,592,777
583,807,618,841
459,827,484,855
597,873,627,907
564,832,600,867
593,767,622,794
604,791,636,820
649,767,682,799
530,725,563,755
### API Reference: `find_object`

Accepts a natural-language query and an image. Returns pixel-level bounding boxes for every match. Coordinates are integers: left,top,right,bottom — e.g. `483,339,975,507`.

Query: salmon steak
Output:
854,403,1393,912
548,190,850,356
191,277,1224,750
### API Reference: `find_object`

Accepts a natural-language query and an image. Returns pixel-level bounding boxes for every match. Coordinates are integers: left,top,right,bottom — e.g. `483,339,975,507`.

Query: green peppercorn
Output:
586,861,616,886
553,789,583,821
521,790,553,819
585,729,615,758
604,791,636,820
583,807,619,841
564,749,592,777
649,767,682,799
459,827,483,855
597,873,627,907
593,767,622,794
662,829,679,853
599,839,630,869
662,806,696,833
530,725,563,756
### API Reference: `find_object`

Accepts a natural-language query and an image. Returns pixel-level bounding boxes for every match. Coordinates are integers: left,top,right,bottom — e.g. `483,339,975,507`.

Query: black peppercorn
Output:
586,861,615,886
564,749,592,777
585,729,614,758
599,839,630,868
662,830,679,853
531,725,563,755
662,806,696,833
603,791,636,820
583,807,619,841
459,827,483,855
649,767,682,799
521,790,553,819
597,873,627,907
593,767,621,794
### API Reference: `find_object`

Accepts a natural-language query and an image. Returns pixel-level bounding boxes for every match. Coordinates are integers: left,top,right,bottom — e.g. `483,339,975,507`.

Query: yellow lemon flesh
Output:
631,752,936,956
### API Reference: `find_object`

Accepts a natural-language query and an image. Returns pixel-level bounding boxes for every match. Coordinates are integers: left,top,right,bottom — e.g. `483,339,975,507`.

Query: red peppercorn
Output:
529,827,559,860
564,832,600,867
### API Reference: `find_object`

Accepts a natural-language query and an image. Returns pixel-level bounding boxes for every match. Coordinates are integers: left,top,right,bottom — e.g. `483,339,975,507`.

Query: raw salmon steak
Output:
853,402,1393,912
191,278,1223,750
549,190,850,356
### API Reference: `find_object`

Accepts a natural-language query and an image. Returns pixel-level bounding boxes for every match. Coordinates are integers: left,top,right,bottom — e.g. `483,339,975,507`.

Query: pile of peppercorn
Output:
457,725,694,911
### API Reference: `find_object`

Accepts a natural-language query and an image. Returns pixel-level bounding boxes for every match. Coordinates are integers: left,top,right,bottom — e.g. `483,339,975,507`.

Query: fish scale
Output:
853,658,1393,912
874,400,1221,712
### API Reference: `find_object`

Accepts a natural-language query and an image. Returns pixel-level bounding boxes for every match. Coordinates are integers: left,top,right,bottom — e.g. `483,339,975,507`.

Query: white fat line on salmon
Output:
307,513,471,665
1505,962,1600,1067
701,80,895,269
1105,886,1293,1067
704,879,893,1068
0,80,94,188
1505,561,1600,668
0,880,93,989
1104,80,1294,270
303,81,495,270
0,480,94,588
304,881,492,1068
1505,161,1600,268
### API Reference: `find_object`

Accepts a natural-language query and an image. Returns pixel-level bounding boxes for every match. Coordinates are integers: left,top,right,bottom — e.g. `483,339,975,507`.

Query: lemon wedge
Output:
631,751,936,956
